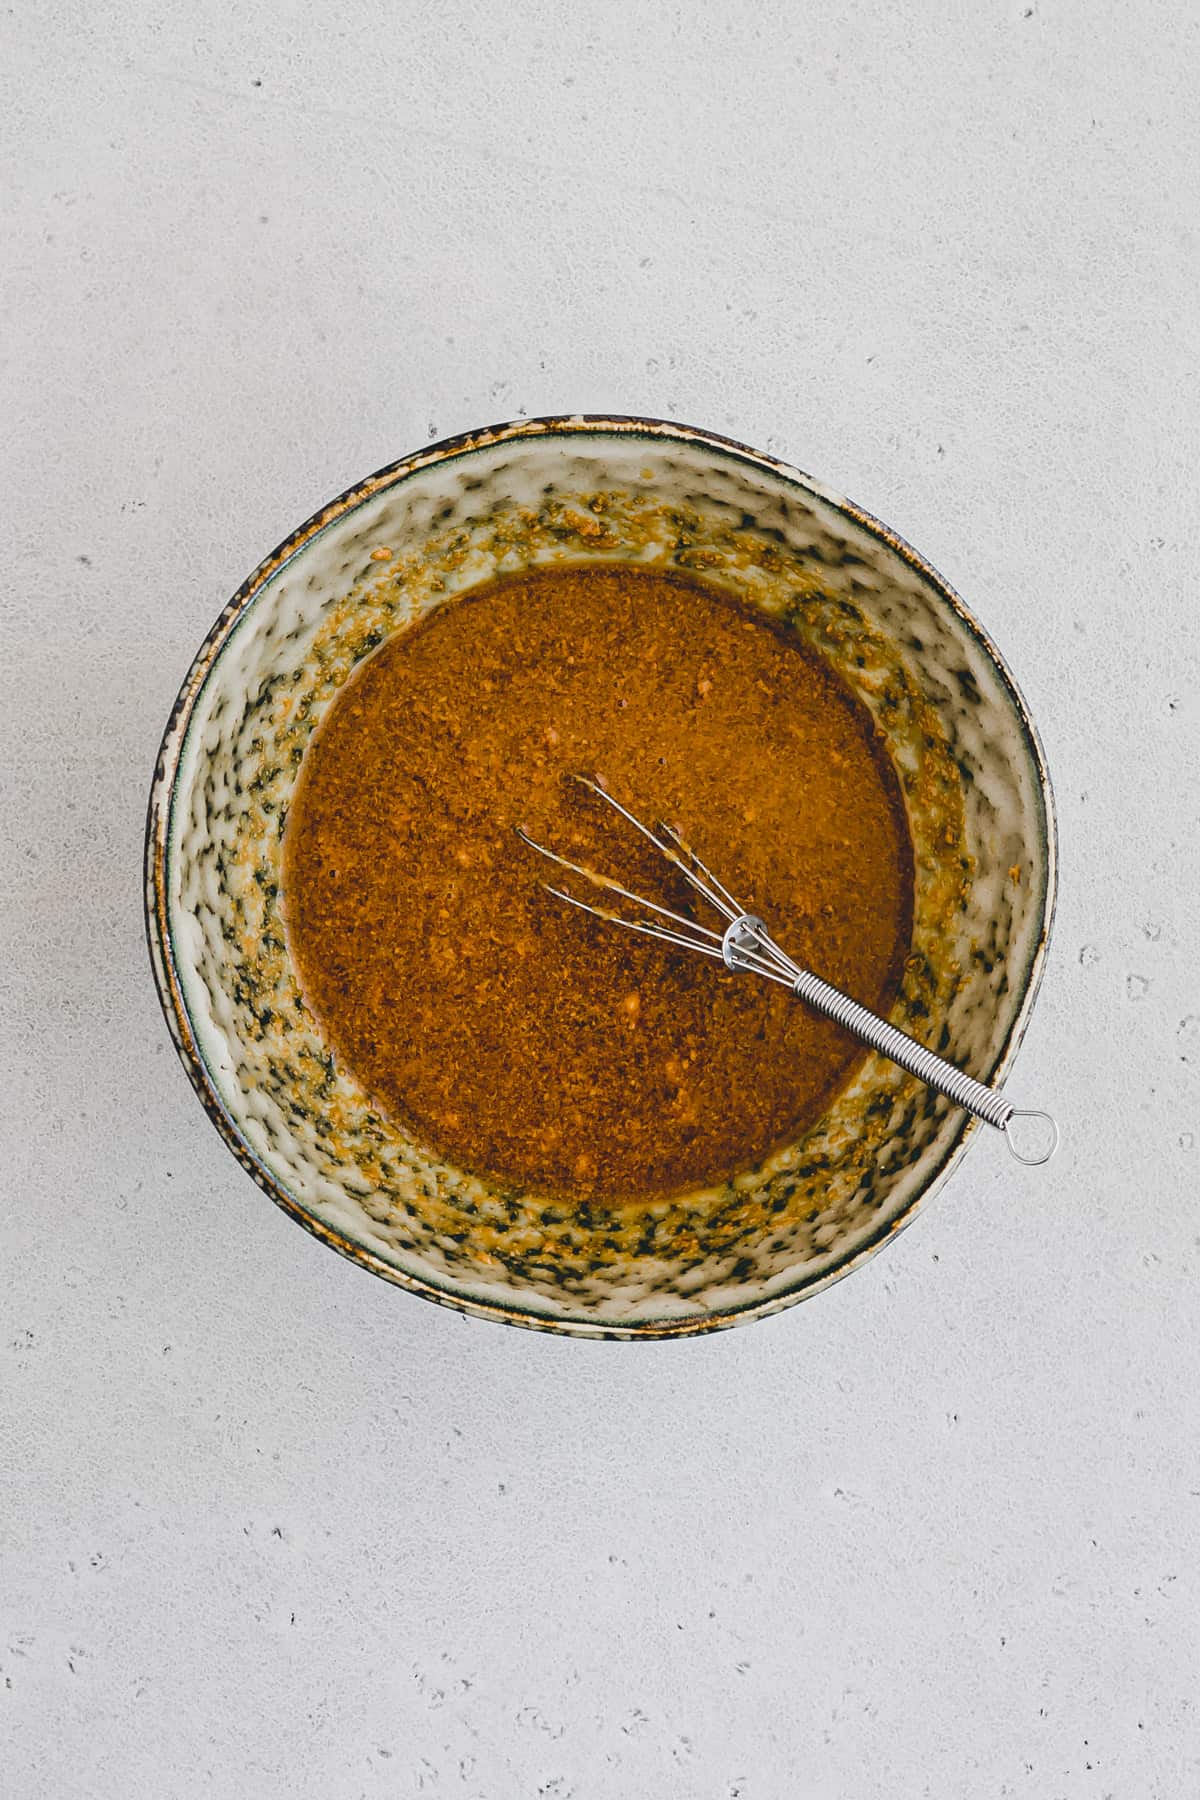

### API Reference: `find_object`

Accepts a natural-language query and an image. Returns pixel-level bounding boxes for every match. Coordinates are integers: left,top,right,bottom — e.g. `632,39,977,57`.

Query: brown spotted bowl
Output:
146,416,1056,1337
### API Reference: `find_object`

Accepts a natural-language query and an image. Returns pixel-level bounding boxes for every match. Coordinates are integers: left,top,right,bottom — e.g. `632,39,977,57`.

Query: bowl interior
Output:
148,420,1053,1336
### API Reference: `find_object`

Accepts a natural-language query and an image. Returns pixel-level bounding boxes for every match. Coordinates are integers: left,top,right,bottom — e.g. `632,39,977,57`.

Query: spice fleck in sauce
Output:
284,565,913,1203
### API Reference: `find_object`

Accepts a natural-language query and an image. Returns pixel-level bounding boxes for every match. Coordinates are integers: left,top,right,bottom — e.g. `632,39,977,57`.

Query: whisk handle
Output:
788,968,1058,1166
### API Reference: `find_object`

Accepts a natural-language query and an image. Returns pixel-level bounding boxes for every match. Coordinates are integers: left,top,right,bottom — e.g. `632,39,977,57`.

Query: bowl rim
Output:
145,413,1058,1339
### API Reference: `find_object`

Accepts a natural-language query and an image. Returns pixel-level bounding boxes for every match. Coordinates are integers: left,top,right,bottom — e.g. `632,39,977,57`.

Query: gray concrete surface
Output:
3,3,1199,1795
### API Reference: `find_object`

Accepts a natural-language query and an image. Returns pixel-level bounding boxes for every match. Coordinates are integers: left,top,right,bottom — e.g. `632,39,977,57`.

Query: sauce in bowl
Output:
283,563,913,1203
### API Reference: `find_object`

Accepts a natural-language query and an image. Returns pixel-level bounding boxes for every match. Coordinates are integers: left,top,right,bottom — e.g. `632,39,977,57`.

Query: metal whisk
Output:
517,775,1058,1167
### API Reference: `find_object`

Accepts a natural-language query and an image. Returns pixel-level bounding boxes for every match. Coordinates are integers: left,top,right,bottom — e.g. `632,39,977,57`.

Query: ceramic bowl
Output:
146,416,1056,1338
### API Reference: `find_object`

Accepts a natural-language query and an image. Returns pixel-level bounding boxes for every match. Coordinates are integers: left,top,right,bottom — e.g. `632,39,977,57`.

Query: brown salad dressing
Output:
283,564,914,1204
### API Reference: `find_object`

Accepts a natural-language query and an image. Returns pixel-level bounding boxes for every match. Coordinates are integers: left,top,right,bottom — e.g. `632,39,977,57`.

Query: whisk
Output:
517,775,1058,1167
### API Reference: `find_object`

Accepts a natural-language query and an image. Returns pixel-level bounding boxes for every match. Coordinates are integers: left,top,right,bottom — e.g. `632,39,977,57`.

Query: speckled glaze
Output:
146,417,1056,1338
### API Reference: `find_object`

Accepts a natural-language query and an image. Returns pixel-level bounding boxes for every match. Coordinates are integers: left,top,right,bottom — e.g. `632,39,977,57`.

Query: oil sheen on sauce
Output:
283,564,914,1204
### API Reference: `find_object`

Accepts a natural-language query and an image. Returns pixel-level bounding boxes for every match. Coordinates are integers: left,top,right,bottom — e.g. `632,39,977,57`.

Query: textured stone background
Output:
3,3,1198,1795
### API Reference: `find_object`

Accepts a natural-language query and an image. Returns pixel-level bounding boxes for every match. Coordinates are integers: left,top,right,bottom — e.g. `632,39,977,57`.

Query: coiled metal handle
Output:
724,916,1058,1167
789,966,1012,1128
